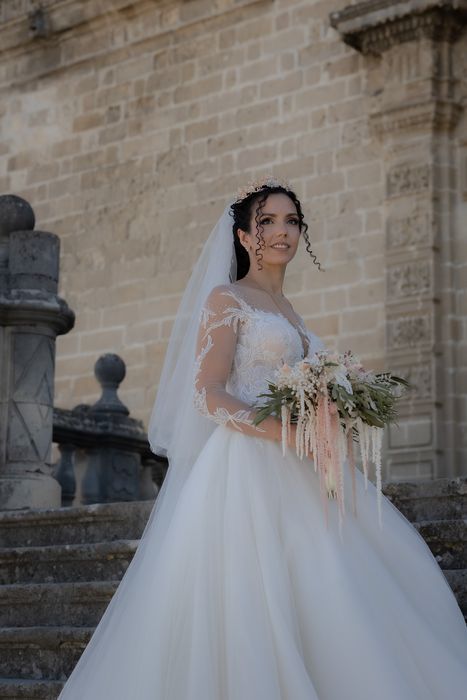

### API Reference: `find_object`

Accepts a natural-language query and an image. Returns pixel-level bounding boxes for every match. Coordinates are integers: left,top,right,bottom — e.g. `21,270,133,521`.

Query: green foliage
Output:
252,366,412,431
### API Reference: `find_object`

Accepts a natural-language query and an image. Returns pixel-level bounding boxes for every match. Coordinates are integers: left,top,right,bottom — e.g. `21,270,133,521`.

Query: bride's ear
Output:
237,228,251,251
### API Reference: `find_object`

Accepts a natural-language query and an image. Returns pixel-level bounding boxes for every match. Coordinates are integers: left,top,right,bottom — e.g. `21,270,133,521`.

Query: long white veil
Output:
143,197,237,537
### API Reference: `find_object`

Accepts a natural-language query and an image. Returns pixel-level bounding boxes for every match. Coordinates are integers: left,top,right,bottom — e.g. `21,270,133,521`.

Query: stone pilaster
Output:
0,194,75,509
330,1,467,480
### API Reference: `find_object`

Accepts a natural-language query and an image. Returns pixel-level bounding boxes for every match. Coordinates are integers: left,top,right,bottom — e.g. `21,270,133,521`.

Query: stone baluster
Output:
81,354,147,504
0,194,75,509
53,443,76,507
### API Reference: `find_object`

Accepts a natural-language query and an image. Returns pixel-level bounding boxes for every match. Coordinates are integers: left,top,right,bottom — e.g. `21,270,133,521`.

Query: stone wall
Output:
0,0,466,481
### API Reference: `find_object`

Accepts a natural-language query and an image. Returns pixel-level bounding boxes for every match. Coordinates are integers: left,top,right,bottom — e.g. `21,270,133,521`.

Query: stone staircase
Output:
383,475,467,622
0,477,465,700
0,501,152,699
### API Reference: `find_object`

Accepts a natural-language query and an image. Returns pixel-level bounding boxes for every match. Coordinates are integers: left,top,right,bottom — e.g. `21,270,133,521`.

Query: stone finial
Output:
0,194,35,238
0,195,35,271
91,354,130,415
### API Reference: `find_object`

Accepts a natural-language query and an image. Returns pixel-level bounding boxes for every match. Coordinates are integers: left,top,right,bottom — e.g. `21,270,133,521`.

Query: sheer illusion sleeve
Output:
193,285,283,442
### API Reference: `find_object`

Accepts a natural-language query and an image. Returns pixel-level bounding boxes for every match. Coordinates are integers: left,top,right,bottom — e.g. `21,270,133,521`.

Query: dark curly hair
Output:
229,185,323,280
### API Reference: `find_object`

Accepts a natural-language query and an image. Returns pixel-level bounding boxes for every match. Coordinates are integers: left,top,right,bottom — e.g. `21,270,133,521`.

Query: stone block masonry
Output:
0,0,466,481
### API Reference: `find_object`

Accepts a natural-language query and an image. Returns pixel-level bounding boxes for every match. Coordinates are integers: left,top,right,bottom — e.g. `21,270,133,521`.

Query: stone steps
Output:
383,475,467,522
0,502,148,697
443,569,467,617
0,679,63,700
0,501,153,548
0,540,139,585
0,581,118,628
413,518,467,569
0,478,465,698
0,627,92,682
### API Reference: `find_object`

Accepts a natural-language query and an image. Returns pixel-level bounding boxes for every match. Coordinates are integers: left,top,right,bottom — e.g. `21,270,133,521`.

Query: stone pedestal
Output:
0,194,75,509
330,1,467,481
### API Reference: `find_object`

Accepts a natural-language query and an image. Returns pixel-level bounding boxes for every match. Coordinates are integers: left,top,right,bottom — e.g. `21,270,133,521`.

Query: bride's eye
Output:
259,217,299,225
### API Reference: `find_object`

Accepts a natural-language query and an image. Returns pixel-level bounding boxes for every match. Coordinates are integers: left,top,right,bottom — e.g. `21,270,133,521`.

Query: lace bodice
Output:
193,285,326,440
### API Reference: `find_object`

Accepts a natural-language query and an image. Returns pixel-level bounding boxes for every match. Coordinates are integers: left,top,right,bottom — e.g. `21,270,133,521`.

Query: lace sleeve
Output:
193,285,282,442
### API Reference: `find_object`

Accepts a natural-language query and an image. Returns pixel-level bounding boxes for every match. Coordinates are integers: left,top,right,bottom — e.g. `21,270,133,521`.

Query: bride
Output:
58,176,467,699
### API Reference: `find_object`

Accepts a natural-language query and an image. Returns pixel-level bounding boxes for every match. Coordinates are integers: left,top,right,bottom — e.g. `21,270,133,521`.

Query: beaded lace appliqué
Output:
193,288,326,433
193,293,267,433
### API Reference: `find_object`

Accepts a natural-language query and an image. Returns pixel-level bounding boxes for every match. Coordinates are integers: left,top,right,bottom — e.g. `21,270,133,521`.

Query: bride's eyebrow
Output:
260,212,298,217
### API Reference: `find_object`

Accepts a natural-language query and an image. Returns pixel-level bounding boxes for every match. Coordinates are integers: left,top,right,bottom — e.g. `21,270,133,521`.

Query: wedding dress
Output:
58,283,467,700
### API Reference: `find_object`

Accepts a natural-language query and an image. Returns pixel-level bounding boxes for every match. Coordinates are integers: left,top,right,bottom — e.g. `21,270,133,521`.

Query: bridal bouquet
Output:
252,350,410,530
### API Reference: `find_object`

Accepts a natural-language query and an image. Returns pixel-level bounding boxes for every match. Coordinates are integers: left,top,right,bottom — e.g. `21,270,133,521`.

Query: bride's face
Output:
239,193,301,267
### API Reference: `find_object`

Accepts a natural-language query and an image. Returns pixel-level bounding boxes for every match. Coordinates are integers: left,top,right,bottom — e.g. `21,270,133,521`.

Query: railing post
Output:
81,354,146,504
0,194,75,509
53,443,76,507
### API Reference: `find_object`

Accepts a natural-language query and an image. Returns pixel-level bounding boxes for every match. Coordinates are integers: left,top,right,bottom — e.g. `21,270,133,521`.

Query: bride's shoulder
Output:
207,284,244,306
204,286,259,328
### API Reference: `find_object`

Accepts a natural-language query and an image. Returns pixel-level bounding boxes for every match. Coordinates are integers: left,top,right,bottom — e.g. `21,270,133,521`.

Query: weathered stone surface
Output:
0,540,139,585
0,195,75,510
386,258,432,300
413,519,467,569
443,569,467,616
0,678,63,700
53,354,157,507
0,627,92,681
0,500,153,547
386,163,430,198
9,231,59,293
383,475,467,521
385,209,431,250
0,581,118,627
330,1,467,55
0,195,34,244
329,1,467,479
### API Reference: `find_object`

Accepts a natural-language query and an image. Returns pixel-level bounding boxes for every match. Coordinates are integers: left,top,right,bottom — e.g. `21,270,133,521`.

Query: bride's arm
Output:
194,284,296,446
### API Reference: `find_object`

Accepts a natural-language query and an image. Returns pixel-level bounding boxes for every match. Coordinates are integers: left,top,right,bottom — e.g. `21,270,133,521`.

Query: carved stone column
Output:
330,2,467,481
0,194,75,509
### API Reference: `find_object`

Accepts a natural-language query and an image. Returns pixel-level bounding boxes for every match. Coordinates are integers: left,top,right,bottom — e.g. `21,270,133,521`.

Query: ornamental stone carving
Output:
389,362,432,400
370,100,463,136
387,314,432,350
330,0,467,478
386,164,430,198
386,211,431,249
386,259,432,300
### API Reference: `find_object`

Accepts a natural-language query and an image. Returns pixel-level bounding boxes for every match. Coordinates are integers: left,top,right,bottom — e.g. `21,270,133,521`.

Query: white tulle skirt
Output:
58,425,467,700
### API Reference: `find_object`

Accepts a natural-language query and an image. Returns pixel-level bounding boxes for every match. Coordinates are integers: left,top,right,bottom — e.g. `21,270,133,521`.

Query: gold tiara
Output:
235,174,292,203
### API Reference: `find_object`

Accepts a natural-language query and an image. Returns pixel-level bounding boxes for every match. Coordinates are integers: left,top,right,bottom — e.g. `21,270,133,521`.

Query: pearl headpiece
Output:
234,174,292,203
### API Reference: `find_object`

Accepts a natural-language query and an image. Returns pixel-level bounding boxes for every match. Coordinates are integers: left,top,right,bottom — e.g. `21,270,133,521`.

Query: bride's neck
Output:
238,268,286,296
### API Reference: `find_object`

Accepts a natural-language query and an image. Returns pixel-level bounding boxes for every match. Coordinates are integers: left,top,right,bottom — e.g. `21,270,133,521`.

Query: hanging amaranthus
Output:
252,350,411,535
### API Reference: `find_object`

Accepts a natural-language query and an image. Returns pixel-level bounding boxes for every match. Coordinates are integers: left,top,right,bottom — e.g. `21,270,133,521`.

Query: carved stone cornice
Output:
370,98,463,135
330,1,467,55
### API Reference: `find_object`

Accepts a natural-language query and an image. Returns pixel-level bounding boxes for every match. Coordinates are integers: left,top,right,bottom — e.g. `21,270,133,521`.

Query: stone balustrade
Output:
0,193,167,511
53,353,168,507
